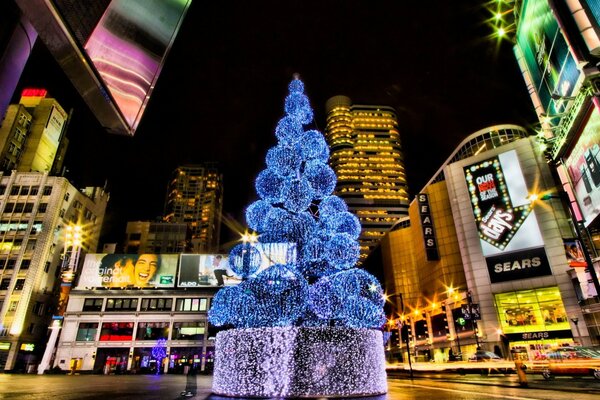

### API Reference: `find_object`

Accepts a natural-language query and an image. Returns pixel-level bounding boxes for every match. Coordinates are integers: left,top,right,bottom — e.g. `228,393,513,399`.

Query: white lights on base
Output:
212,327,387,398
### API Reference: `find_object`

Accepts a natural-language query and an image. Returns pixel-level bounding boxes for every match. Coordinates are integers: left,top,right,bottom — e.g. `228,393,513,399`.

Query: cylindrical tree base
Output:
212,326,387,398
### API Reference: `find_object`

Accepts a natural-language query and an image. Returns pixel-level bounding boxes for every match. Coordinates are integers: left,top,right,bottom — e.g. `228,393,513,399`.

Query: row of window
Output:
0,278,25,290
2,203,47,214
0,185,52,196
76,321,206,342
82,297,210,313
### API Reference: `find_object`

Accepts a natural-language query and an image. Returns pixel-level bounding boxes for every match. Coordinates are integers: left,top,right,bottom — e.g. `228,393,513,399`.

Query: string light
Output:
282,177,315,212
245,200,273,232
266,145,302,177
255,168,284,203
300,130,330,162
319,195,348,216
275,116,303,143
229,242,262,278
304,161,336,199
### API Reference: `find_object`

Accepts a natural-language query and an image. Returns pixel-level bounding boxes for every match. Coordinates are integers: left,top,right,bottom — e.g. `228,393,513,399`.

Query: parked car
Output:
468,351,503,362
540,346,600,380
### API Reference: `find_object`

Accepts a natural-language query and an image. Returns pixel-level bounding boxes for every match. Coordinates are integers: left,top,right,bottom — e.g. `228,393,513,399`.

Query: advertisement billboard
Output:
564,109,600,227
177,243,296,288
76,254,178,289
464,150,551,283
515,0,580,115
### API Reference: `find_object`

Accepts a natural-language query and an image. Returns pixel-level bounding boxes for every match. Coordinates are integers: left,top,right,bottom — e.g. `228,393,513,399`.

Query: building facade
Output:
124,221,188,254
0,172,108,371
380,125,593,364
325,96,409,262
163,164,223,253
0,89,69,174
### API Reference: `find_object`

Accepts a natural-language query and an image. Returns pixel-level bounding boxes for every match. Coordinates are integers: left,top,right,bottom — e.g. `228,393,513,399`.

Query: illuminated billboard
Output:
177,243,296,288
514,0,580,116
76,254,178,289
464,150,552,283
564,109,600,227
15,0,192,135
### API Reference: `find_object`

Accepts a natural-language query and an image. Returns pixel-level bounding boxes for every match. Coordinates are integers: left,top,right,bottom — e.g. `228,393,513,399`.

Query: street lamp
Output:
387,293,413,378
38,223,84,374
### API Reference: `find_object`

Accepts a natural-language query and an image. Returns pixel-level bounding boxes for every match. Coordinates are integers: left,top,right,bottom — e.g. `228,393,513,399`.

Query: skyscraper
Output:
0,89,69,174
163,164,223,253
325,95,409,261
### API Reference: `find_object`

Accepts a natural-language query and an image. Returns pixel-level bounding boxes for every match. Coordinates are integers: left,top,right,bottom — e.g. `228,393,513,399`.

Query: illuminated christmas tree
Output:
151,338,167,375
209,76,385,329
210,76,387,398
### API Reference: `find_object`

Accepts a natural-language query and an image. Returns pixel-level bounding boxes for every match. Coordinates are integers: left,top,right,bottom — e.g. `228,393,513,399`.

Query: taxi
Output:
538,346,600,380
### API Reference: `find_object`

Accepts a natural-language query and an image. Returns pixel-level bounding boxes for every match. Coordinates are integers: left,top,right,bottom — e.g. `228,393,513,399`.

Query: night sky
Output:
12,1,536,248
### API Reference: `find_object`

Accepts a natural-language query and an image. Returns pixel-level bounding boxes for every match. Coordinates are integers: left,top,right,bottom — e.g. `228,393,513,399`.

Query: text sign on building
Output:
464,150,551,283
417,193,439,260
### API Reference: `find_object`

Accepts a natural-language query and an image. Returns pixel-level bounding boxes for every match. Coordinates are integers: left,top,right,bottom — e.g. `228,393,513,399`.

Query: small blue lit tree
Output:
151,338,167,375
209,76,385,330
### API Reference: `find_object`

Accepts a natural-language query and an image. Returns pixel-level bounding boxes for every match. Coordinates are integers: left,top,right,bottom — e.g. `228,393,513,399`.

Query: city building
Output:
0,172,108,372
124,221,188,254
325,95,409,261
510,0,600,346
377,125,595,364
0,89,69,174
164,164,223,253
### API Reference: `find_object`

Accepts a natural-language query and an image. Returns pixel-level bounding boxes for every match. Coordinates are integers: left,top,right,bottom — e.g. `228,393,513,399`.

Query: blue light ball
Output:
324,233,359,270
249,264,309,326
266,145,302,177
308,277,344,319
319,196,348,217
304,161,336,199
282,178,314,213
284,93,313,125
288,78,305,93
255,169,284,203
299,130,329,161
209,285,257,327
321,211,361,239
341,296,387,329
245,200,273,232
329,269,385,308
228,243,262,278
275,116,303,144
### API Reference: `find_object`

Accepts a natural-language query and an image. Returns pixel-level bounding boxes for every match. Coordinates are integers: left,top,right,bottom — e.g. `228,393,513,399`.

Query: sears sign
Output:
464,150,552,283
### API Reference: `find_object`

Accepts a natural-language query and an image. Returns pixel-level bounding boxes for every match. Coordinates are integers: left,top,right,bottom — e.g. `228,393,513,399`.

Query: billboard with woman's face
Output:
76,253,178,289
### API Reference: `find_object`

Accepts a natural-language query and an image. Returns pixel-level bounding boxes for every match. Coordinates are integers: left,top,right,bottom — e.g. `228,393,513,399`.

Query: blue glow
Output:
255,169,284,203
284,93,313,125
299,130,329,162
275,116,303,143
229,243,262,278
249,264,309,326
209,285,257,327
324,233,360,270
319,196,348,217
245,200,273,232
304,161,336,199
282,178,314,212
341,296,387,328
266,145,302,177
321,211,361,239
288,78,304,93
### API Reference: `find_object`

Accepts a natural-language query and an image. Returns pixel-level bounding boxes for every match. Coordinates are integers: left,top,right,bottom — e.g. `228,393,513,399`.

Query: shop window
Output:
82,298,103,312
99,322,134,341
76,323,99,341
140,298,173,312
105,298,138,312
175,298,208,312
494,287,569,335
173,322,205,340
136,322,169,340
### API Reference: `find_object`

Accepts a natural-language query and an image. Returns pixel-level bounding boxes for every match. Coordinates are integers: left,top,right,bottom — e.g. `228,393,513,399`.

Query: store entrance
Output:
94,348,129,374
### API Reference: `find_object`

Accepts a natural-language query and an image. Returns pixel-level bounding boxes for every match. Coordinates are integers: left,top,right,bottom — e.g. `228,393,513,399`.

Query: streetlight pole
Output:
571,317,582,345
396,293,413,379
38,224,83,374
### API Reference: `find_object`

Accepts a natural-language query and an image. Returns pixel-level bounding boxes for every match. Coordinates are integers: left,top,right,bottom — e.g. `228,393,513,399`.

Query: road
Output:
0,373,598,399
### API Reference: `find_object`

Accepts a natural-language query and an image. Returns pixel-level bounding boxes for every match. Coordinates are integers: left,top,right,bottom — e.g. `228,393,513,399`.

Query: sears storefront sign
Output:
464,150,552,283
